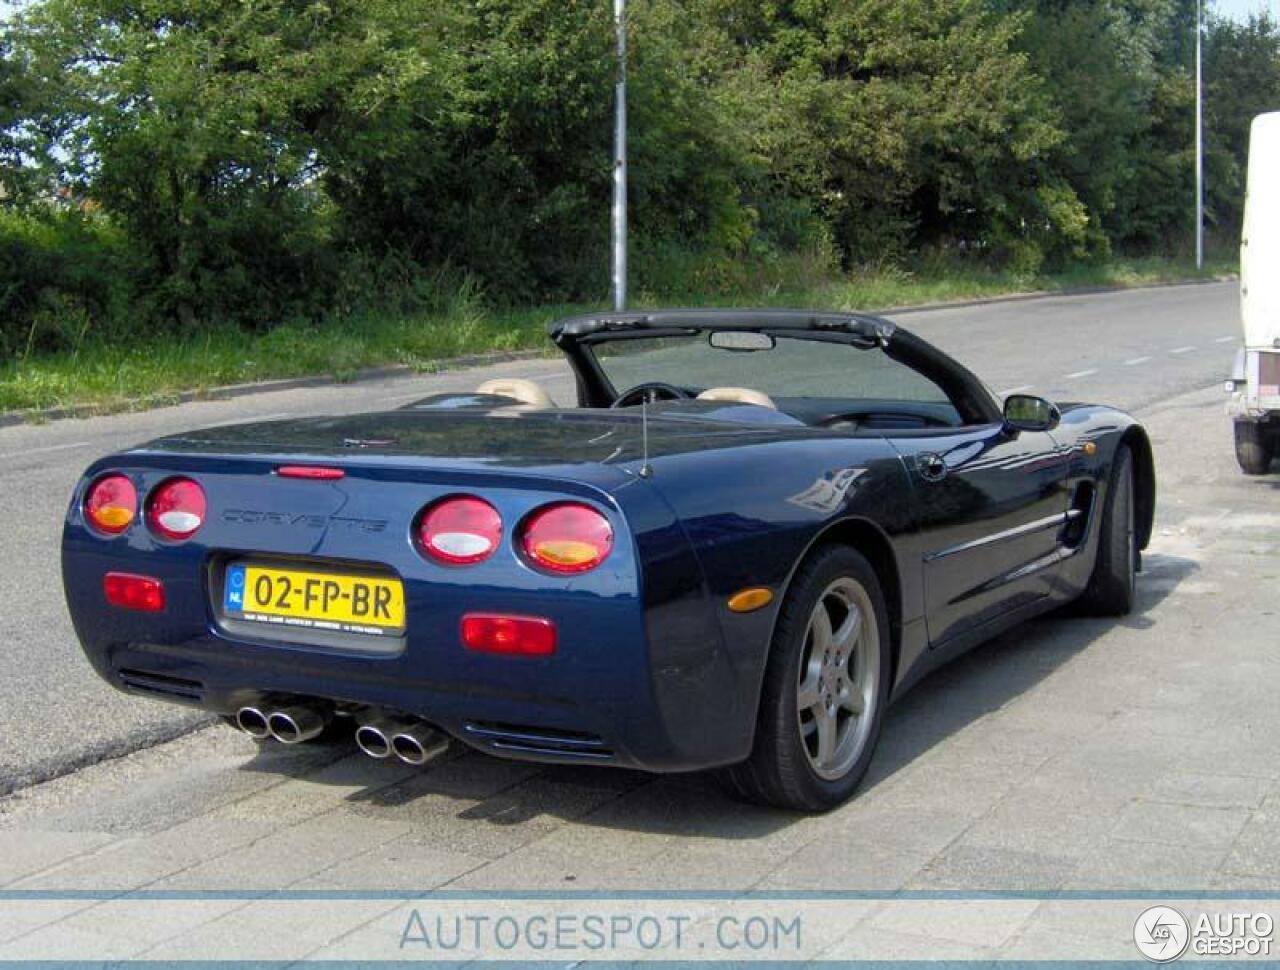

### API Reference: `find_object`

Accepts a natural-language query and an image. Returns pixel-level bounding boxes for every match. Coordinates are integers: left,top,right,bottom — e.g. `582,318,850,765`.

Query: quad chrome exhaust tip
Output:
234,706,271,740
234,701,330,744
354,721,395,760
390,723,449,766
267,704,329,745
355,717,448,766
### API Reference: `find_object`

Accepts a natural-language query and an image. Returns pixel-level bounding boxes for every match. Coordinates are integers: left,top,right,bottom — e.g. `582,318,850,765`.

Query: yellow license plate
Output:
223,563,405,636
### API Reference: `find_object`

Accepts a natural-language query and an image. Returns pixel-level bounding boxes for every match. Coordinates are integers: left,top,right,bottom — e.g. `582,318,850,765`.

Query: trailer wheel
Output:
1234,421,1274,475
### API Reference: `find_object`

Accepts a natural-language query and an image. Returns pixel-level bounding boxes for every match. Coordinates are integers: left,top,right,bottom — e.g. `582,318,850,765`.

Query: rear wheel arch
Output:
773,518,903,684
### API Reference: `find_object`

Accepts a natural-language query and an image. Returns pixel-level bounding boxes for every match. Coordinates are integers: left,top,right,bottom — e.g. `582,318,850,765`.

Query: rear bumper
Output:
83,629,747,771
62,452,758,773
65,555,750,774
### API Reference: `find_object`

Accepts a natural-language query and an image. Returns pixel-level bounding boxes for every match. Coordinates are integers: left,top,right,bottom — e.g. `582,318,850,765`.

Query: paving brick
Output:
908,844,1079,891
1111,800,1252,852
1065,840,1227,889
0,829,116,885
1219,805,1280,879
867,898,1040,947
1150,771,1271,810
151,813,413,890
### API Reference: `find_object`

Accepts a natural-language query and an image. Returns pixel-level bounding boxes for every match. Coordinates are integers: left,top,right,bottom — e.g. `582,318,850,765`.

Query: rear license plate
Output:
222,563,405,636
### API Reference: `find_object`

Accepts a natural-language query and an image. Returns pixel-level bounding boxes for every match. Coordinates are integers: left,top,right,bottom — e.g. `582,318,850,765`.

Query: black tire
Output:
717,545,892,812
1234,421,1274,475
1078,445,1137,616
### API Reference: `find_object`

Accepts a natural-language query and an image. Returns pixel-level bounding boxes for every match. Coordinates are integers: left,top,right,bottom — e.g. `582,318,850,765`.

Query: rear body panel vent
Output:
118,668,205,701
463,721,613,760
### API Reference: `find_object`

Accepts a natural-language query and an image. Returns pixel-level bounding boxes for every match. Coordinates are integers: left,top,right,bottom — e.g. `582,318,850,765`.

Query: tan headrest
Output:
475,378,556,409
696,386,777,409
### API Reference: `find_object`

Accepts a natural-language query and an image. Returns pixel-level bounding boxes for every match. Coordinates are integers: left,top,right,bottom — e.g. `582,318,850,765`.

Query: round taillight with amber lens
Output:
520,502,614,574
146,477,207,541
417,496,503,565
84,474,138,536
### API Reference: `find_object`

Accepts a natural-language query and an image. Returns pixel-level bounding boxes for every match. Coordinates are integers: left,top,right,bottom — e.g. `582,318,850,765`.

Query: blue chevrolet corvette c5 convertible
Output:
61,309,1154,811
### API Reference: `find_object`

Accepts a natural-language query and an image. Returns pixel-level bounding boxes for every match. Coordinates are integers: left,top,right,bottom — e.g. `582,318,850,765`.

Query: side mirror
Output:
1003,393,1060,432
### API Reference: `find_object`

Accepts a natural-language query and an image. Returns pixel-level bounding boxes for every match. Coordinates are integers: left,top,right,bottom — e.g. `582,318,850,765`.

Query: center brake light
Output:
520,502,613,574
146,477,207,541
277,465,345,480
417,496,503,565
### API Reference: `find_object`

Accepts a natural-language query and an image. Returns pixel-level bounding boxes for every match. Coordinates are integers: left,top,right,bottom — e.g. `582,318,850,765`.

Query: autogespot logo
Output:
1134,906,1191,962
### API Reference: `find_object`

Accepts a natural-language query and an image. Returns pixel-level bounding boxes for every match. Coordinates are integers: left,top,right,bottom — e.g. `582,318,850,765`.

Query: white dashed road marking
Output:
1169,346,1195,354
1124,357,1152,366
1215,335,1238,343
1064,369,1098,380
0,441,91,459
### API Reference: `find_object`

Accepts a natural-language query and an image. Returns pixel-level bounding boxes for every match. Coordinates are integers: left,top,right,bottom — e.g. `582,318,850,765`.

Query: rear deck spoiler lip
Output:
79,447,639,499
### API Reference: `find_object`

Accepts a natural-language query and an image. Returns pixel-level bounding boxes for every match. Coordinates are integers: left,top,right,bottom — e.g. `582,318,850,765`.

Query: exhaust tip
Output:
267,705,328,745
235,707,271,739
355,724,392,759
391,728,449,766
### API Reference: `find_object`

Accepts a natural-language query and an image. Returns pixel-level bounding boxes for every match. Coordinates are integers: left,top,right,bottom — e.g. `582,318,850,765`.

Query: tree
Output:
1205,11,1280,236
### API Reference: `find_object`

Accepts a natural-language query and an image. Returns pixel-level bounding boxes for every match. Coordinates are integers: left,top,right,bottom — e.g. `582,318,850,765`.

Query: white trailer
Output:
1227,112,1280,474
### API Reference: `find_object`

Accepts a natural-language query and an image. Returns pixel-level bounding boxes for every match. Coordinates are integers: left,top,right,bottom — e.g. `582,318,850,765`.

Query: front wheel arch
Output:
1121,427,1156,550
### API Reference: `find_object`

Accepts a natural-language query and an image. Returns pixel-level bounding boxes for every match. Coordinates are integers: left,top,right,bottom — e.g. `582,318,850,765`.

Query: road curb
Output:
0,277,1234,428
0,348,549,429
872,275,1234,317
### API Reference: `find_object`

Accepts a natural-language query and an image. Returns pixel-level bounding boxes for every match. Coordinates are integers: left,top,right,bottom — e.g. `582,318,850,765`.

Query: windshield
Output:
591,332,951,403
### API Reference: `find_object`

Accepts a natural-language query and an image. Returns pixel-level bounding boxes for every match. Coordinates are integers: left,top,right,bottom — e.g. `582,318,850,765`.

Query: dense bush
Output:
0,0,1276,353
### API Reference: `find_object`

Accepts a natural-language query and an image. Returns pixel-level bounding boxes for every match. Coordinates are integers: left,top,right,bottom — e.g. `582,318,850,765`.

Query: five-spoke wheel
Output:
795,577,880,781
718,545,891,812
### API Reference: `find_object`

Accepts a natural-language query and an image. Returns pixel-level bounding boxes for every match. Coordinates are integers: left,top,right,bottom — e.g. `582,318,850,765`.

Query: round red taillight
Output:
146,477,207,541
520,502,613,574
417,496,503,565
84,474,137,535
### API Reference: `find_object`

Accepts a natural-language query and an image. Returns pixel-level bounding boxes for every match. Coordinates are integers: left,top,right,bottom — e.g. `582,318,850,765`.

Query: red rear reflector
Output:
146,477,207,541
520,502,613,574
277,465,345,480
461,613,557,656
417,496,503,565
84,474,137,535
104,572,165,612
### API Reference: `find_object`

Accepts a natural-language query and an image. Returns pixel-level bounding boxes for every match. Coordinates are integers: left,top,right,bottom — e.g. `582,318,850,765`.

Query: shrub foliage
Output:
0,0,1276,353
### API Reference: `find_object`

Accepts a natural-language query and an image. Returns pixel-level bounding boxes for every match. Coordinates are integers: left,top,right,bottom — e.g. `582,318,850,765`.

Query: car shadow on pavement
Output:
235,553,1197,839
860,550,1196,792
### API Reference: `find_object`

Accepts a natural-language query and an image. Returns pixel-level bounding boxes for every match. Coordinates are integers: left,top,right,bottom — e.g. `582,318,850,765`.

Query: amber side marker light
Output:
728,587,774,613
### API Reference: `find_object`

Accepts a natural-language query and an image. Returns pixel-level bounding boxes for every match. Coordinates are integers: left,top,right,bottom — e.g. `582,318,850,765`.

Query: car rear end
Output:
1228,111,1280,470
61,439,704,771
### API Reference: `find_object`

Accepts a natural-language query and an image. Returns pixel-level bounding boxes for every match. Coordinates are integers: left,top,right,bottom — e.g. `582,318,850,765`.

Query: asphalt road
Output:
0,281,1241,795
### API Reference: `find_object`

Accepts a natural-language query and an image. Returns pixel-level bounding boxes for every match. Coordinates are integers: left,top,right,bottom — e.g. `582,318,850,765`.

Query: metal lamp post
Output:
611,0,627,310
1195,0,1204,269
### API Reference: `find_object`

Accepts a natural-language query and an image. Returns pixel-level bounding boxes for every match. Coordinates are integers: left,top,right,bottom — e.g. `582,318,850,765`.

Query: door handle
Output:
917,452,948,482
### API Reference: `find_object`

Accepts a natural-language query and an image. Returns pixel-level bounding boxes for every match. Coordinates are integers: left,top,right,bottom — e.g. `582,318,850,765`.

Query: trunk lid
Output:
136,408,805,489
